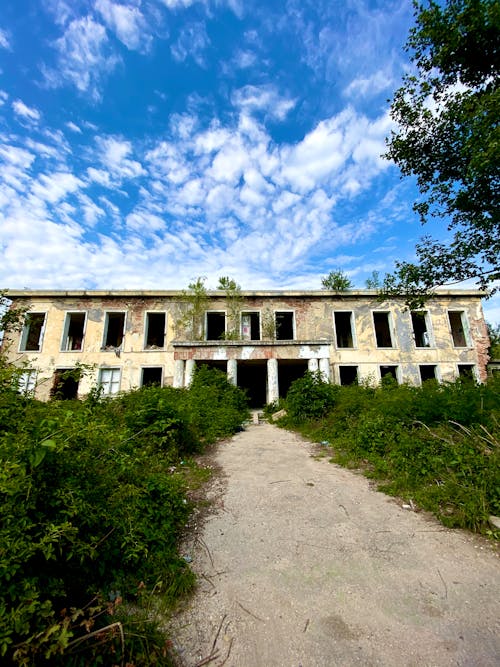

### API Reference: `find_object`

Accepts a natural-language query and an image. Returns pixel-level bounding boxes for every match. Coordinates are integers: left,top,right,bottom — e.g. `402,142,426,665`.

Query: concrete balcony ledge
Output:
172,339,333,347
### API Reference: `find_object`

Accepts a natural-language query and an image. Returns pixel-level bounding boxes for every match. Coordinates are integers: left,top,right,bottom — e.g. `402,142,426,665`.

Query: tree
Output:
321,270,353,291
487,322,500,360
384,0,499,307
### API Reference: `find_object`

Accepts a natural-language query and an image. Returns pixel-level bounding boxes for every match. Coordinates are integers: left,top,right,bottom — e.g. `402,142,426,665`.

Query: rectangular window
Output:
458,364,475,380
380,365,398,383
206,312,226,340
373,312,394,348
61,312,86,351
419,365,437,383
241,312,261,340
144,312,166,348
103,312,125,349
20,312,46,351
141,367,163,386
334,312,355,348
411,311,431,347
448,311,468,347
18,369,37,395
275,311,294,340
98,368,121,396
339,366,358,385
51,369,79,400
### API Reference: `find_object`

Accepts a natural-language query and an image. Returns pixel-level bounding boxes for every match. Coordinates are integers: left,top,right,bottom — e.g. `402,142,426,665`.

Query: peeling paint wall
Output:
2,290,489,400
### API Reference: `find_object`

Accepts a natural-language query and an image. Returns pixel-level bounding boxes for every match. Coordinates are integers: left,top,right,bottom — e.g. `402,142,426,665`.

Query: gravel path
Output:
170,421,499,667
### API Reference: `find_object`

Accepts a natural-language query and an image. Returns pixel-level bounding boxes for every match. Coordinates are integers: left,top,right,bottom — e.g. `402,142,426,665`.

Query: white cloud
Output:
12,99,41,122
171,22,210,66
0,90,7,106
47,16,120,101
95,0,152,52
344,69,395,99
31,172,85,204
231,85,296,121
66,121,82,133
95,136,145,182
0,28,11,50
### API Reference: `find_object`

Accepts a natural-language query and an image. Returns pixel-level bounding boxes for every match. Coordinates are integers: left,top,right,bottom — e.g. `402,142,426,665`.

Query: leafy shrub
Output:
0,367,249,665
284,371,339,423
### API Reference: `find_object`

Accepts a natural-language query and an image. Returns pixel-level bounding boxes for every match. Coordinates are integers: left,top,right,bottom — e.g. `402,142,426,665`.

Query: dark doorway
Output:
197,360,227,373
238,360,267,407
278,360,308,398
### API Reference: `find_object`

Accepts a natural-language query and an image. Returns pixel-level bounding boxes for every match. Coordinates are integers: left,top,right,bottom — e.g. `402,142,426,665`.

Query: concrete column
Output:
173,359,185,388
319,357,330,382
185,359,196,387
267,358,279,404
308,358,319,373
227,358,237,386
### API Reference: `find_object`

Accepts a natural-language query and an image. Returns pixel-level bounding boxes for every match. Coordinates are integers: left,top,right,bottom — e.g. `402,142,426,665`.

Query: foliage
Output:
321,270,353,291
487,322,500,360
364,271,382,289
281,374,500,534
284,371,339,423
173,277,208,341
217,276,243,340
0,367,249,665
384,0,500,304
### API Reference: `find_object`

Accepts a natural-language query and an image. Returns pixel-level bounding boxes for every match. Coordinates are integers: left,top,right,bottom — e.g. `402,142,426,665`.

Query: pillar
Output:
319,357,330,382
267,358,279,404
173,359,185,388
185,359,196,387
308,358,319,373
227,359,237,386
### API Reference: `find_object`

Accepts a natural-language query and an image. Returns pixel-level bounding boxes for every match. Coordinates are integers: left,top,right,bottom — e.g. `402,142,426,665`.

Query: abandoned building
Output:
2,289,490,406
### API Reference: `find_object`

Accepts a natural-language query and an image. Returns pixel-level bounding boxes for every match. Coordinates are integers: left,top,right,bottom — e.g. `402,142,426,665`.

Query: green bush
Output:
282,374,500,535
0,368,249,665
284,371,339,423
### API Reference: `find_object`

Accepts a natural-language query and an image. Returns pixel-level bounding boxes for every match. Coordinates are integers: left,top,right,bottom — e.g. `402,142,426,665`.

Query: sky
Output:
0,0,498,324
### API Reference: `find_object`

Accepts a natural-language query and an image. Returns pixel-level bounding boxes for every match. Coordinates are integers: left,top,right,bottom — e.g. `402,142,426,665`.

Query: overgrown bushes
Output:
279,374,500,535
0,367,249,666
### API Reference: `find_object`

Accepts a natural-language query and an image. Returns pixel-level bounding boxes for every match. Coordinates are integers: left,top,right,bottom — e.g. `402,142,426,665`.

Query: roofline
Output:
3,288,487,298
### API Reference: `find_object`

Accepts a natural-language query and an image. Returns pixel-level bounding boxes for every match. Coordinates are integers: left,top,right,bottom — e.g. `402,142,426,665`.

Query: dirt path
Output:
170,421,499,667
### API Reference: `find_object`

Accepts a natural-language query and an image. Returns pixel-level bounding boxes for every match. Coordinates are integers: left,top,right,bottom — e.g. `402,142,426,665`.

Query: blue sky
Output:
1,0,498,324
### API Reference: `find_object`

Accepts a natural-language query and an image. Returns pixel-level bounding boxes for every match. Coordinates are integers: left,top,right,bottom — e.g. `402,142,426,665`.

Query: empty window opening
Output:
458,364,475,380
373,312,393,347
419,365,437,383
411,312,431,347
206,312,226,340
339,366,358,385
449,311,468,347
334,312,354,348
275,312,294,340
62,313,86,351
51,369,79,400
103,312,125,348
141,367,163,387
241,312,260,340
380,365,398,383
18,370,37,395
98,368,121,396
145,313,166,348
20,313,46,351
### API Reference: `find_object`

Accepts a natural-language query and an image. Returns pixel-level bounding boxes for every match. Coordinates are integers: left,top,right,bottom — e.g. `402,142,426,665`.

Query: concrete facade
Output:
2,289,490,405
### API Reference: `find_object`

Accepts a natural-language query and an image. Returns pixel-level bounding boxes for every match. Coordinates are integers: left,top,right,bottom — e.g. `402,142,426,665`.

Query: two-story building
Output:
2,289,490,405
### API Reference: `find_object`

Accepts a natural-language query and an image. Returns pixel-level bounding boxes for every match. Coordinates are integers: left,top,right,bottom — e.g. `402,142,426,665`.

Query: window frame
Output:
411,310,433,348
98,367,122,396
333,311,356,349
419,364,439,384
379,364,400,383
60,311,87,352
275,310,295,341
141,366,163,387
18,369,37,395
205,310,227,341
372,311,395,348
448,310,470,348
338,365,359,385
143,311,167,350
102,311,127,350
19,312,47,352
240,311,261,341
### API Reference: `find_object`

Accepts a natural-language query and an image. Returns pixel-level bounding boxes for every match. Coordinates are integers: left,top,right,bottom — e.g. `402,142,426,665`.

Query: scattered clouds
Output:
0,27,11,49
12,100,41,122
66,121,82,133
231,85,296,121
344,69,396,99
171,22,210,66
45,16,120,101
95,0,152,52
